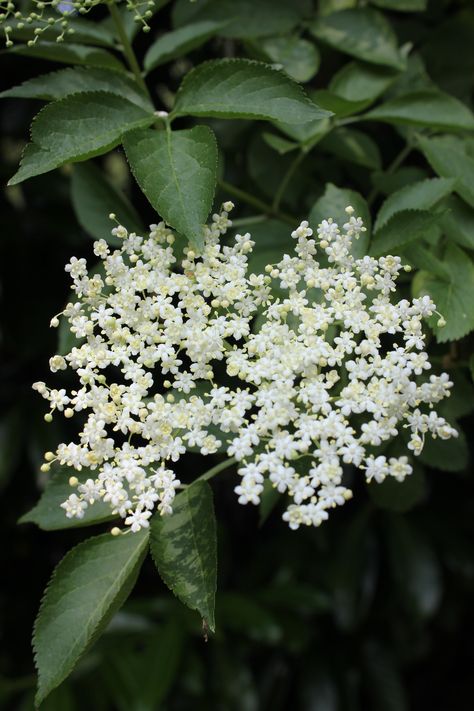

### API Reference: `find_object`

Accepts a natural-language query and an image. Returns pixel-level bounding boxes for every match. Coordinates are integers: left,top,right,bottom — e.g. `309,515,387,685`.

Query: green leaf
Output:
417,135,474,208
441,195,474,250
412,244,474,342
172,59,332,124
375,177,456,231
330,60,398,102
144,20,226,72
172,0,305,39
19,467,116,530
418,428,468,472
255,36,320,83
8,92,154,186
369,210,443,258
262,132,299,155
310,8,405,69
309,183,371,258
371,166,428,197
402,243,450,281
370,0,426,9
33,530,149,705
71,162,144,243
274,116,331,146
311,89,370,117
1,67,152,112
150,480,217,632
319,127,382,169
123,126,217,252
364,90,474,131
10,42,126,72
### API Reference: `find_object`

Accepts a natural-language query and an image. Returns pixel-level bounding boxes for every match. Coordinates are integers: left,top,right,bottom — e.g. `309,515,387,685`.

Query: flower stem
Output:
197,456,237,482
218,180,297,226
107,1,150,100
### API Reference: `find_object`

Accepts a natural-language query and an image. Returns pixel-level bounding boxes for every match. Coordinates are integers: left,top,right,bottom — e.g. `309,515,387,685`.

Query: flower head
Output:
35,203,456,531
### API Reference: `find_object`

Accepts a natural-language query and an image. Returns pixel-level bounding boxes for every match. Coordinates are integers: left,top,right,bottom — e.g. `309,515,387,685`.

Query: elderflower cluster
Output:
0,0,154,47
34,203,457,532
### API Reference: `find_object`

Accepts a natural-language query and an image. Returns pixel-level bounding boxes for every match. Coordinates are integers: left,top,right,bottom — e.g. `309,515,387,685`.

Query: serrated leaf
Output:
150,480,217,631
310,8,405,70
441,195,474,250
412,245,474,342
319,127,381,169
330,60,398,102
144,20,226,72
417,135,474,208
1,67,152,112
172,0,304,39
71,162,144,243
364,90,474,131
123,126,217,251
309,183,371,258
8,92,154,186
375,177,456,231
19,467,116,530
172,59,332,124
10,42,126,71
34,530,149,705
255,36,320,83
370,209,443,258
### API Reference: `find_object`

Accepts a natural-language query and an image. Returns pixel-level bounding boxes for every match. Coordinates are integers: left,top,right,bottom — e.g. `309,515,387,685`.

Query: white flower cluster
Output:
34,203,457,532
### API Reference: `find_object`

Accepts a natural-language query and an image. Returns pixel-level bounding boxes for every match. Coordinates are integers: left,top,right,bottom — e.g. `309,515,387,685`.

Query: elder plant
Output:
3,0,473,705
